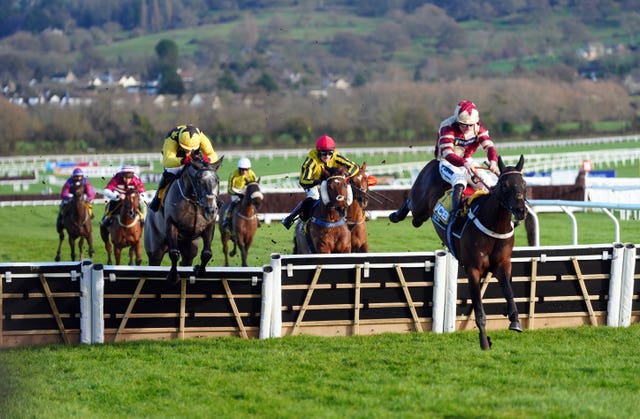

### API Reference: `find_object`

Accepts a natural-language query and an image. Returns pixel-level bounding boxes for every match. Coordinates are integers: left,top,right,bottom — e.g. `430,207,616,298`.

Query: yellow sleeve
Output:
198,133,218,163
162,137,182,167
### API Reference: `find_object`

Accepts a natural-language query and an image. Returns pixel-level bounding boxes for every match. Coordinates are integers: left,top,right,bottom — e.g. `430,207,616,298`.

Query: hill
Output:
0,1,640,155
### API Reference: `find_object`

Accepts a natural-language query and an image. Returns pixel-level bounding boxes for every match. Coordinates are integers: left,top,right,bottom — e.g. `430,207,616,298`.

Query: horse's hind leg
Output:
389,199,410,223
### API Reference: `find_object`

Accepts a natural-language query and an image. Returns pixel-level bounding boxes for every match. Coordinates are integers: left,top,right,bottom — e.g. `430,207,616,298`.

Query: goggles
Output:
318,150,334,157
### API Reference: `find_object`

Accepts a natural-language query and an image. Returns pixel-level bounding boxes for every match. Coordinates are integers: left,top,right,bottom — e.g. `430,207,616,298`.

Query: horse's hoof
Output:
411,218,423,228
389,212,400,223
509,321,523,333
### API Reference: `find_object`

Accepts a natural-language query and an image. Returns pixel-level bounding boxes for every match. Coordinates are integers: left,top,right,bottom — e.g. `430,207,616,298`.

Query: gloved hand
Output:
118,193,125,200
488,160,499,174
182,154,193,165
463,159,475,171
201,154,210,163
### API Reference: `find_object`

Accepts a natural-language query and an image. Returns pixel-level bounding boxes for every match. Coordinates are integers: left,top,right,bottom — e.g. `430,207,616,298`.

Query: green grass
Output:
1,325,639,417
0,206,638,266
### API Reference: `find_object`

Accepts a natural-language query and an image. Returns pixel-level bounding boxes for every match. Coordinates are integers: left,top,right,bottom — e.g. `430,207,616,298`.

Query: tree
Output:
155,39,184,95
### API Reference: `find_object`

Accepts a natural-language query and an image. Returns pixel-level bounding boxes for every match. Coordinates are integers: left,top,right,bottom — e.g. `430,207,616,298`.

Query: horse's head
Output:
320,166,349,215
123,187,140,219
350,163,369,208
245,181,264,210
183,155,223,218
71,179,86,201
495,155,527,221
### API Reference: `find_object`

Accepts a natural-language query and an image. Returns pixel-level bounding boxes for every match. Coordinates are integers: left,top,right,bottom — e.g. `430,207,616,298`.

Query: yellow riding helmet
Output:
178,126,201,151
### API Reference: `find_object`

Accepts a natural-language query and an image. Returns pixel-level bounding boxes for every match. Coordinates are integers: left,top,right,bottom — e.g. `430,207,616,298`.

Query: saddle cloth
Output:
433,189,488,227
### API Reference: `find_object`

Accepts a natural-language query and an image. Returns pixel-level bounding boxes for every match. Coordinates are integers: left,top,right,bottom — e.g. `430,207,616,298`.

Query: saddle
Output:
433,189,488,229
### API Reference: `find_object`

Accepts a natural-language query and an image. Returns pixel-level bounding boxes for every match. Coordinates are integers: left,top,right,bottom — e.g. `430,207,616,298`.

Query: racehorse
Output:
144,152,223,282
432,155,527,350
55,179,94,261
293,166,351,254
220,181,264,266
347,162,370,253
100,188,143,265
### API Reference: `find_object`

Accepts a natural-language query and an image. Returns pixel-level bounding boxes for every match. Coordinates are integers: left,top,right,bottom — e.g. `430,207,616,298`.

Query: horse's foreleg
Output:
68,237,77,261
195,225,214,276
167,249,180,282
87,233,94,259
55,229,65,262
495,270,522,333
134,241,142,266
468,270,492,350
221,235,230,267
114,246,122,265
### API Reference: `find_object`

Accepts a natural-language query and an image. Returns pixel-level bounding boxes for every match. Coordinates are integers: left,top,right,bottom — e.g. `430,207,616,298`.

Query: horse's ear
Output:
498,155,506,173
257,176,261,183
361,162,367,170
516,155,525,172
211,155,224,171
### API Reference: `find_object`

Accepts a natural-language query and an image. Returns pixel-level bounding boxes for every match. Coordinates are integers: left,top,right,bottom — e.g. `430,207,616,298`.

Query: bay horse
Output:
293,166,351,254
100,188,143,265
432,155,527,350
220,181,264,266
347,163,369,253
144,153,223,282
55,179,94,261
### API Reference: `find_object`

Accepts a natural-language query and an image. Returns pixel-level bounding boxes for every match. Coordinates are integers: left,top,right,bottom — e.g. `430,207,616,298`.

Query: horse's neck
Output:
316,202,342,222
347,201,364,222
473,194,512,230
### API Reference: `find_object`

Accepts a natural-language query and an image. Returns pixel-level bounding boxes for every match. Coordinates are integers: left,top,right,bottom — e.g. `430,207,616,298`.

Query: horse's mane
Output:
323,165,347,178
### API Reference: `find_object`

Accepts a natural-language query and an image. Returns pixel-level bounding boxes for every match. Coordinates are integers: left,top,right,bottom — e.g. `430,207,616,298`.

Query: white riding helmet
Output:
454,100,480,125
238,157,251,169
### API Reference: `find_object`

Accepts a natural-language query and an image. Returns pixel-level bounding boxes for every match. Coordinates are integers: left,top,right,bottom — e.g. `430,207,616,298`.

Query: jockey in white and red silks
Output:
435,100,500,219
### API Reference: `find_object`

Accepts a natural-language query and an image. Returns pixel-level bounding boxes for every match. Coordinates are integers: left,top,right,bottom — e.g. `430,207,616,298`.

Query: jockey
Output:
148,124,218,211
436,100,499,219
57,167,96,227
281,134,358,229
101,165,146,228
222,157,258,230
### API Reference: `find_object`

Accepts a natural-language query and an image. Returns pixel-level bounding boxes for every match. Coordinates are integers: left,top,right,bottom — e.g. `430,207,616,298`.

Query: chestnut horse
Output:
432,155,527,350
55,179,94,261
347,163,369,253
220,181,264,266
293,166,351,254
144,153,222,282
100,188,143,265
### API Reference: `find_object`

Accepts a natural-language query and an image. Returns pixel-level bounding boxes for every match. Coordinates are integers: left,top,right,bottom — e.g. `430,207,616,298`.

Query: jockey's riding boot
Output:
450,184,465,221
282,198,310,230
101,216,113,228
149,171,173,212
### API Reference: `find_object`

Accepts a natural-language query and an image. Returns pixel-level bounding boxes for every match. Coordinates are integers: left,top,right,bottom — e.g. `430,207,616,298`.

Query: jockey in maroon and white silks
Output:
435,101,500,218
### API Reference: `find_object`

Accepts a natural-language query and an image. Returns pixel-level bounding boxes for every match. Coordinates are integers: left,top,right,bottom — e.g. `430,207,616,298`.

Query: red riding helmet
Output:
315,135,336,151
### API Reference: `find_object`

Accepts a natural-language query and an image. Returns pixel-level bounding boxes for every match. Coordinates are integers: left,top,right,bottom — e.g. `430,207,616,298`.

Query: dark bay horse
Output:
100,188,143,265
144,153,223,282
432,155,527,350
347,163,369,253
220,181,264,266
293,166,351,254
55,179,94,261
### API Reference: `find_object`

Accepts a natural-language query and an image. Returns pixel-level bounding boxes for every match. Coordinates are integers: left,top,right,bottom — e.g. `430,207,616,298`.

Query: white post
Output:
259,265,273,339
270,254,282,338
79,260,93,344
444,252,459,333
607,243,625,326
432,251,448,333
619,243,636,327
91,264,105,344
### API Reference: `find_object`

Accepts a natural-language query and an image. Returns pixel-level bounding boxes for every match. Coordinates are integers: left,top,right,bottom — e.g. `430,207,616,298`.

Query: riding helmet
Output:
72,168,84,177
454,101,479,125
238,157,251,169
315,135,336,151
178,125,202,151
